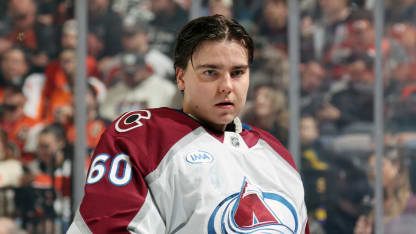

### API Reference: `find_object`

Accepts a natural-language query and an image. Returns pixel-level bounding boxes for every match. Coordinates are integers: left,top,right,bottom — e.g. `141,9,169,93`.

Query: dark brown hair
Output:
173,14,254,70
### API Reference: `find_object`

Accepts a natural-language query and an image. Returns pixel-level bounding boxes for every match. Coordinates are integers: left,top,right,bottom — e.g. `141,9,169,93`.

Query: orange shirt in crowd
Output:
66,119,106,149
40,56,98,123
1,115,40,152
7,29,38,50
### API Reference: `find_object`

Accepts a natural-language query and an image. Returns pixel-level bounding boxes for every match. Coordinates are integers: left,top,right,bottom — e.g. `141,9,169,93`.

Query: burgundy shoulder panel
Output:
110,108,201,175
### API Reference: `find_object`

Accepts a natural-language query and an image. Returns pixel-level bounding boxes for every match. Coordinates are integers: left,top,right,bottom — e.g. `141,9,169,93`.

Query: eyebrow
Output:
195,64,249,70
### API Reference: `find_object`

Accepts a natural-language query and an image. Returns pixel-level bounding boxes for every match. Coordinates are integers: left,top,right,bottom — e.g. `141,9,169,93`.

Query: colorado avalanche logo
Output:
115,110,151,132
208,178,298,234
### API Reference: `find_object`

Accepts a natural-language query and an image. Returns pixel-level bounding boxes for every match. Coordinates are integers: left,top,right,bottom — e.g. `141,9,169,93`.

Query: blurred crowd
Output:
0,0,415,233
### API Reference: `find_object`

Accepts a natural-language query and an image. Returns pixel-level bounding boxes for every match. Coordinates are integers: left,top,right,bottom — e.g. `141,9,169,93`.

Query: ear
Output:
176,67,185,91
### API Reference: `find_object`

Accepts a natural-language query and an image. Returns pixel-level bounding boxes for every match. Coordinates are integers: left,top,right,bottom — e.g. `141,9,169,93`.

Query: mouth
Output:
215,101,234,109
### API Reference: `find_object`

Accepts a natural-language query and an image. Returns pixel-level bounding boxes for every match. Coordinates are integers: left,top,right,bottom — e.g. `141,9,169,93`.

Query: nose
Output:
218,74,233,94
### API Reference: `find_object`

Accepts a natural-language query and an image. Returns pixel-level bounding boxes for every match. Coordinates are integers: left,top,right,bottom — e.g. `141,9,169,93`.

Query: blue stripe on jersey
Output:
242,123,252,131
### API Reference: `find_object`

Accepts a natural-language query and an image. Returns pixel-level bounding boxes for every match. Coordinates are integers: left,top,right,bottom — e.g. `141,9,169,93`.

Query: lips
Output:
215,101,234,109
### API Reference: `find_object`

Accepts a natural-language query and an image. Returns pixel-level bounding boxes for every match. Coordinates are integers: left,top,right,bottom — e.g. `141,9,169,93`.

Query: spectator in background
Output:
148,0,189,56
233,0,263,24
387,89,416,134
325,10,397,82
18,123,72,233
88,0,123,60
253,0,288,52
242,84,289,147
1,0,59,70
41,19,99,110
300,61,330,112
345,12,376,59
324,152,371,234
174,0,192,10
65,84,107,153
99,52,176,122
0,45,45,122
354,148,416,234
0,128,23,188
300,115,330,234
388,22,416,88
41,48,106,124
46,19,99,84
328,56,374,132
249,44,290,90
60,19,78,50
100,19,174,86
208,0,233,18
0,85,40,153
300,60,340,134
304,0,353,61
20,19,100,122
385,0,416,24
0,47,29,91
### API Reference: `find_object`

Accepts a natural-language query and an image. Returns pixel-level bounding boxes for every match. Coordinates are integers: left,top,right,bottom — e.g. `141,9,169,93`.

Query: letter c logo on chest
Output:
115,110,151,133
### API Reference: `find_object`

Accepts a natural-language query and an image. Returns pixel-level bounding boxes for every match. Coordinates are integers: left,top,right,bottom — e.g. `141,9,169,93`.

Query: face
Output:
123,65,149,87
210,1,232,19
318,0,347,15
177,40,250,131
1,49,28,81
89,0,109,12
302,62,325,93
122,32,148,52
300,117,319,144
61,32,77,49
400,25,416,49
151,0,171,12
60,50,76,78
351,20,374,48
264,1,287,28
348,60,373,84
368,155,399,188
254,87,274,117
85,88,98,120
3,91,26,121
9,0,36,30
37,132,64,164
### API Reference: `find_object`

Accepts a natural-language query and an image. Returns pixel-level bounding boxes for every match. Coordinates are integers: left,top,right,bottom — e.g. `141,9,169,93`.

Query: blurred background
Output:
0,0,415,233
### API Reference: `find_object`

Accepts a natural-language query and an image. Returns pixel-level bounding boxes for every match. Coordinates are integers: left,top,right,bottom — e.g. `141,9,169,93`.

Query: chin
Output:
217,115,236,125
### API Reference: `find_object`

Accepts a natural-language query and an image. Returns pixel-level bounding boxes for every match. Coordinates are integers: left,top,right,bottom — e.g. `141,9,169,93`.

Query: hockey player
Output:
68,14,309,233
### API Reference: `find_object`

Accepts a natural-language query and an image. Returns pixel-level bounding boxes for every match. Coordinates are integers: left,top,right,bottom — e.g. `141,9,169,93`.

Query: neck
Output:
185,112,228,132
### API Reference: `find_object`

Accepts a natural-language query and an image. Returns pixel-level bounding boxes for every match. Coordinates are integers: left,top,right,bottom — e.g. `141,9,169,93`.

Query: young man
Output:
68,15,309,233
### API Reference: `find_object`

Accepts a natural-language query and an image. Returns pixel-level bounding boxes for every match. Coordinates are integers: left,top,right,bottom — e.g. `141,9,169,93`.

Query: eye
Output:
203,70,217,76
231,69,245,78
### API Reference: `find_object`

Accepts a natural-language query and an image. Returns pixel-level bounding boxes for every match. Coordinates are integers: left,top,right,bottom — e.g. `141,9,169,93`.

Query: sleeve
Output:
67,126,166,233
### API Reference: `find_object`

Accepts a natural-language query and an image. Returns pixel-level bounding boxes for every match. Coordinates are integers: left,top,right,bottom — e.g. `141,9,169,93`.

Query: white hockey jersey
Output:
68,108,309,234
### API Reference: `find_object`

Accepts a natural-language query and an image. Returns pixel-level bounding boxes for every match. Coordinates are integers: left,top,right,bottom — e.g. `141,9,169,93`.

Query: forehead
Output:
5,92,25,104
60,50,75,59
191,40,249,66
3,49,25,60
39,132,57,142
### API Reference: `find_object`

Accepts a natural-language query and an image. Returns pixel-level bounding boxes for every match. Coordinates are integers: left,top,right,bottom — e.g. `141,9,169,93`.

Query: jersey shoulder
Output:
244,124,297,170
101,107,201,174
108,107,200,136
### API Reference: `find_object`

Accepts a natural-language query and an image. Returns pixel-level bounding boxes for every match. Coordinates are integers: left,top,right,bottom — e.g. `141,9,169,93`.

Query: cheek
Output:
383,166,396,183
